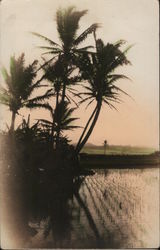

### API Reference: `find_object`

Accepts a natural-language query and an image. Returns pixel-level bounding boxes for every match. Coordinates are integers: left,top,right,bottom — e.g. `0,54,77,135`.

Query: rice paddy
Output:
29,168,159,248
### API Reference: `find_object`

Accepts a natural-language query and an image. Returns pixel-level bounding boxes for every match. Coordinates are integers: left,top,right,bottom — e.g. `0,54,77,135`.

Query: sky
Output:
0,0,159,148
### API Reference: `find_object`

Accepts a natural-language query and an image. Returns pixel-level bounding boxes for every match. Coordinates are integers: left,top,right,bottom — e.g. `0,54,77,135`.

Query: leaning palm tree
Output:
0,53,52,131
75,37,132,153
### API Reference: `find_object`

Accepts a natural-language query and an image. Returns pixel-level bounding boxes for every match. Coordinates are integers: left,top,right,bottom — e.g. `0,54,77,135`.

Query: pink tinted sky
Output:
0,0,159,148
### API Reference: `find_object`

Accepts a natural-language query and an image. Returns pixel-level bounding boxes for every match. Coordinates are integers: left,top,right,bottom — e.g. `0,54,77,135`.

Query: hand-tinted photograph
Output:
0,0,159,249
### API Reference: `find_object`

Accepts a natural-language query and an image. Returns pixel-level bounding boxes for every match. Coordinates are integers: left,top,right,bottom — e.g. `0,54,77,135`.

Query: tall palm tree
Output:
0,53,54,132
75,37,132,153
32,6,98,73
41,57,81,145
41,57,63,142
32,6,99,145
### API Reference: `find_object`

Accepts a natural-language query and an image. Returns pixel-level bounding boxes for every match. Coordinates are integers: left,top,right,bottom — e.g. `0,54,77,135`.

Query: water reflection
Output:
28,175,84,248
2,168,159,248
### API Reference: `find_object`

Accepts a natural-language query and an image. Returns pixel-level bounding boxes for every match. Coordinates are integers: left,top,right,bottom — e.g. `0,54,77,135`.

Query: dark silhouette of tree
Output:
32,6,99,146
75,35,131,153
0,54,42,131
0,6,133,170
38,101,81,148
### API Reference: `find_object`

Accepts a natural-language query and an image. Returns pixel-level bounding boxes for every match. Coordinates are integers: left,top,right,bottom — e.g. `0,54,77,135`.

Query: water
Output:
2,168,159,248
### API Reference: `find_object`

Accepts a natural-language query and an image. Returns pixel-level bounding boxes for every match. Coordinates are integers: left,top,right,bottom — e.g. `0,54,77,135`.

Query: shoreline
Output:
80,153,160,169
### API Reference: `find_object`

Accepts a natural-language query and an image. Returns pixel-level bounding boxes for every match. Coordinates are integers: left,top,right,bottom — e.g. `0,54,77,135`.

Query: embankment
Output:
80,153,160,169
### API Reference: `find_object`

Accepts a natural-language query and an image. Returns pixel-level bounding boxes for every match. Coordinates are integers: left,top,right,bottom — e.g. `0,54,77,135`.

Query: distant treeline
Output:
81,144,156,155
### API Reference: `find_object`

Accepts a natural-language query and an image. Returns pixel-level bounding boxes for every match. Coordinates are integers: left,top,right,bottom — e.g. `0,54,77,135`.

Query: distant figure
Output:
103,140,107,154
119,202,122,209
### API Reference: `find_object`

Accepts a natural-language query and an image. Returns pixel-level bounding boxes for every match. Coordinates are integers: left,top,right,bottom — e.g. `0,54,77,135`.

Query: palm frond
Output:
85,98,94,109
56,6,88,47
27,89,55,104
112,85,133,99
1,67,10,83
38,119,53,125
74,23,100,46
114,39,126,48
103,99,118,111
123,44,134,56
107,74,130,82
36,55,58,72
78,96,93,105
76,45,94,51
0,85,9,94
31,32,60,47
41,50,61,56
67,86,78,92
37,46,61,51
62,117,79,126
0,93,10,105
26,102,53,114
62,125,82,130
29,75,47,94
63,106,77,120
72,92,83,100
66,94,78,107
104,95,122,104
83,86,93,92
75,91,93,97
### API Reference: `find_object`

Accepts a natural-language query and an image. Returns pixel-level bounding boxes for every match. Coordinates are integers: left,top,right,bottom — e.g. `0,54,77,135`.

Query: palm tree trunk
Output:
75,105,97,152
51,89,59,149
61,80,66,104
56,76,67,148
10,111,16,132
76,101,102,154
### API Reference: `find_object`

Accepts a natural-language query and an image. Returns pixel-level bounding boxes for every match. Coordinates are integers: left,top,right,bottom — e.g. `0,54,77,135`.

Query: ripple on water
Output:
27,168,159,248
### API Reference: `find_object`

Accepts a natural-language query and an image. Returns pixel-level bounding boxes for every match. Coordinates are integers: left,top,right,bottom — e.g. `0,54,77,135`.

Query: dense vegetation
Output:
0,6,131,175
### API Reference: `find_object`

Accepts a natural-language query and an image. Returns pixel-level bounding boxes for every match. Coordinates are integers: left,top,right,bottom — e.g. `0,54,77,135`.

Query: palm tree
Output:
32,6,98,74
38,101,80,148
0,54,38,131
32,6,99,145
0,53,54,132
75,37,132,154
41,57,81,145
41,58,63,143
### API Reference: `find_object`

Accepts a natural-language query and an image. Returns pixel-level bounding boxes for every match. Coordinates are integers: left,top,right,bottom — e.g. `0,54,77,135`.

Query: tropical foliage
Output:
0,6,131,170
31,6,99,146
0,54,51,131
75,38,131,153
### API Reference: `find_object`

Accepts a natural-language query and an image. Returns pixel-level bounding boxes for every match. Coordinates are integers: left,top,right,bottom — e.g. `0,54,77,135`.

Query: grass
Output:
81,145,156,155
80,145,159,169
